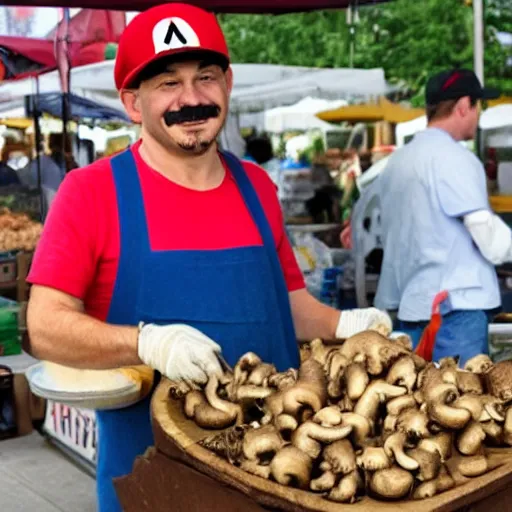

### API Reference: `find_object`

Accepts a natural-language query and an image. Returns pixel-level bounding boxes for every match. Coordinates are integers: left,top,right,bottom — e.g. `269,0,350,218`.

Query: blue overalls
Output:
95,149,300,511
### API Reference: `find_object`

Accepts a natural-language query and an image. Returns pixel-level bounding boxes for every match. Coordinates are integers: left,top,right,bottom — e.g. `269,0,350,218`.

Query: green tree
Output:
218,0,512,103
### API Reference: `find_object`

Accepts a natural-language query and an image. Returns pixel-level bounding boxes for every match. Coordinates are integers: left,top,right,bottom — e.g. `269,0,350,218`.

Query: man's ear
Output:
120,89,142,124
455,96,472,117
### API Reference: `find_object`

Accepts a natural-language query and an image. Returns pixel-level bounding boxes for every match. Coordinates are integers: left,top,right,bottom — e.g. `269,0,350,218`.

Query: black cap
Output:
426,69,500,105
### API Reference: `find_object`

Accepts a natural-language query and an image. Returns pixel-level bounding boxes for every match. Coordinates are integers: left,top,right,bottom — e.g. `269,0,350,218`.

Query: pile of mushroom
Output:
169,331,512,504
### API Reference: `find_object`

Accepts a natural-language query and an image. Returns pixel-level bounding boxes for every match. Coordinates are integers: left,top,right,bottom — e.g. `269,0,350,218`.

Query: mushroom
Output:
417,432,453,463
313,406,343,427
413,480,438,500
387,395,417,416
169,380,196,399
356,447,392,471
383,414,398,435
338,331,408,375
384,432,419,471
344,363,370,401
282,358,327,420
233,352,262,387
199,425,248,463
242,425,283,464
247,363,276,386
274,414,298,442
310,469,336,492
261,391,285,425
481,420,503,445
369,467,414,500
456,371,483,395
310,338,337,366
326,351,350,399
436,465,456,493
328,470,363,503
240,460,272,479
503,406,512,446
413,465,455,499
457,420,486,456
270,446,312,489
323,440,356,475
479,395,506,422
236,385,274,402
267,369,298,390
184,390,239,429
455,453,489,478
291,421,353,459
205,375,244,425
407,448,441,481
464,354,493,374
354,380,407,424
396,408,430,441
386,356,417,393
338,394,355,413
453,394,484,421
340,413,372,448
485,361,512,402
427,387,471,430
390,333,413,351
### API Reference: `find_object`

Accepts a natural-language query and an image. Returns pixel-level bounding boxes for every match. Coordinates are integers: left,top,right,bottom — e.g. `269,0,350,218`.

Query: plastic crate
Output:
0,297,20,356
0,252,16,285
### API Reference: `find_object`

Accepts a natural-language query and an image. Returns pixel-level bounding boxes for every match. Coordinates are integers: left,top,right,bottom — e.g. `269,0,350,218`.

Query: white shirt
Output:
374,127,501,321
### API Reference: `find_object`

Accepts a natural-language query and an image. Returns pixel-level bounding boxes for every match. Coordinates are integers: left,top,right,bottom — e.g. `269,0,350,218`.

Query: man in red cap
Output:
26,4,391,510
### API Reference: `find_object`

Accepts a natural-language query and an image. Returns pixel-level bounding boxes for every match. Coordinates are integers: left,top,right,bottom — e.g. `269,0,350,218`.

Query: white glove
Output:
138,323,223,384
336,307,392,339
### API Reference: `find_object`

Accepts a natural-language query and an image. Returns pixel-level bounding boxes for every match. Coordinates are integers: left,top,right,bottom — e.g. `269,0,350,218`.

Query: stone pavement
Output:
0,431,96,512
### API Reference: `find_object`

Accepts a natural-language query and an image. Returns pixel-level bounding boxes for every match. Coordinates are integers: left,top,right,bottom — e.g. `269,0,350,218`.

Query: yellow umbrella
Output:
488,96,512,107
317,97,425,124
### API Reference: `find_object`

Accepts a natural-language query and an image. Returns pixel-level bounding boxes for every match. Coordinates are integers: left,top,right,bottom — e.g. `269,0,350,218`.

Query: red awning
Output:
0,0,388,13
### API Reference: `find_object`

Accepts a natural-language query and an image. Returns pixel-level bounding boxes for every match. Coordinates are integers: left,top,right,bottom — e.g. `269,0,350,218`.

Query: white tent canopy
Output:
479,105,512,130
263,97,347,133
0,62,389,117
230,68,390,113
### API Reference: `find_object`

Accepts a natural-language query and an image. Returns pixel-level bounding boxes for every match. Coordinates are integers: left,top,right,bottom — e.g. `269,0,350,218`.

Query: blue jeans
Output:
396,310,492,366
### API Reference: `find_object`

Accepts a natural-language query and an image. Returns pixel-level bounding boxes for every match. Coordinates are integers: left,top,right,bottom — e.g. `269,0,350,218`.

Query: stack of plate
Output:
26,362,142,410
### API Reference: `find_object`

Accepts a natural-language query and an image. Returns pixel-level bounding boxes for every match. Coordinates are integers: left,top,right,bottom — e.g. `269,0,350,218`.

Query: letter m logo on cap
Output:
152,17,200,54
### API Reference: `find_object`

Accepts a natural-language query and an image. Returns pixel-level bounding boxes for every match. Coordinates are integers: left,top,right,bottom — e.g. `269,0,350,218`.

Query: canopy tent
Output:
0,0,390,13
230,68,390,113
263,97,347,133
316,96,425,124
479,105,512,131
0,60,388,115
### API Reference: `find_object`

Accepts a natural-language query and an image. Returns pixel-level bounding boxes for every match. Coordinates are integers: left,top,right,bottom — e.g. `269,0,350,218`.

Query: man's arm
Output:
464,209,512,265
27,285,141,369
289,288,340,341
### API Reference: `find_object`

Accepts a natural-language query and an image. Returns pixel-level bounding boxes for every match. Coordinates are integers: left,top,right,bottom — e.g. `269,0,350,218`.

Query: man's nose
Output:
177,81,202,107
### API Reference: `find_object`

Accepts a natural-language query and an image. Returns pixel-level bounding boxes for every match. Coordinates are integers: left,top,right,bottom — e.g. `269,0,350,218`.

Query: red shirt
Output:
28,141,305,321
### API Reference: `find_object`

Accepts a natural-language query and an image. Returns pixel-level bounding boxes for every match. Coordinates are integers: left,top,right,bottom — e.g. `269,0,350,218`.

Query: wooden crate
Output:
114,379,512,512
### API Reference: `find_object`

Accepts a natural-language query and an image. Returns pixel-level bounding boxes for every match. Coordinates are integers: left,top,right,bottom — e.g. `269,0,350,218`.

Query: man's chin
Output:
178,139,215,155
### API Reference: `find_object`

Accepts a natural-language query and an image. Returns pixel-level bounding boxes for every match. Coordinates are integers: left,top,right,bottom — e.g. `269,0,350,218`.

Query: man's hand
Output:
336,307,392,339
138,324,223,384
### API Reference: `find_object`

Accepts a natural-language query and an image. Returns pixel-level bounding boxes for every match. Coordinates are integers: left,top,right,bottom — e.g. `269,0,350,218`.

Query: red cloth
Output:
415,290,449,362
28,141,305,321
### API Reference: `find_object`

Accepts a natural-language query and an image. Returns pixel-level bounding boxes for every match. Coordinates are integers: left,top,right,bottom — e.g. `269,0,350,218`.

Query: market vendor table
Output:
114,378,512,512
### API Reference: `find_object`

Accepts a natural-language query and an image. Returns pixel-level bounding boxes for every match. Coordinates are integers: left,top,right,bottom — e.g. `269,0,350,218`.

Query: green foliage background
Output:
218,0,512,106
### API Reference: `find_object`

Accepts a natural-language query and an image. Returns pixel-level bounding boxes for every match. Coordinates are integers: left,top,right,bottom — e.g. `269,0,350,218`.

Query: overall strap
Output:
221,151,297,346
107,149,149,324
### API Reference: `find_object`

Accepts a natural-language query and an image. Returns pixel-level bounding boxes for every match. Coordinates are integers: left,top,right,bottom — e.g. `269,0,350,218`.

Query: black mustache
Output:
163,105,221,126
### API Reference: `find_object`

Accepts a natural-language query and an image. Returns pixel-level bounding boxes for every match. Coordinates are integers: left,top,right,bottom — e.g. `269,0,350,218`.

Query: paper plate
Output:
26,362,142,411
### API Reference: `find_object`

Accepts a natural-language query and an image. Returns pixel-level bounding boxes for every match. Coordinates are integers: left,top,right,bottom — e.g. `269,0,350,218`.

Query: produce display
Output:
0,207,43,252
169,331,512,504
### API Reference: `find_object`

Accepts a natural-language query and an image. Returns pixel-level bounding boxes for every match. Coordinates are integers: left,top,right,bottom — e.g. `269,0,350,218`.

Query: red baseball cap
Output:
114,3,230,90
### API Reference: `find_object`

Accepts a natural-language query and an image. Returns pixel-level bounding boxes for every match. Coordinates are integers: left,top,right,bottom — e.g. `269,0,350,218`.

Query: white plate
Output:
26,363,142,410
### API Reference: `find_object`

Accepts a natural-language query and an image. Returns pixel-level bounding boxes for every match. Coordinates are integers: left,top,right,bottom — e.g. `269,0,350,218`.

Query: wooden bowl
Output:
151,378,512,512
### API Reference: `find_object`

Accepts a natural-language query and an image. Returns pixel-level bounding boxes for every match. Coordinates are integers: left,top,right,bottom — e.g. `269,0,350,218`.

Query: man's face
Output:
123,59,232,155
465,99,481,140
457,96,480,141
